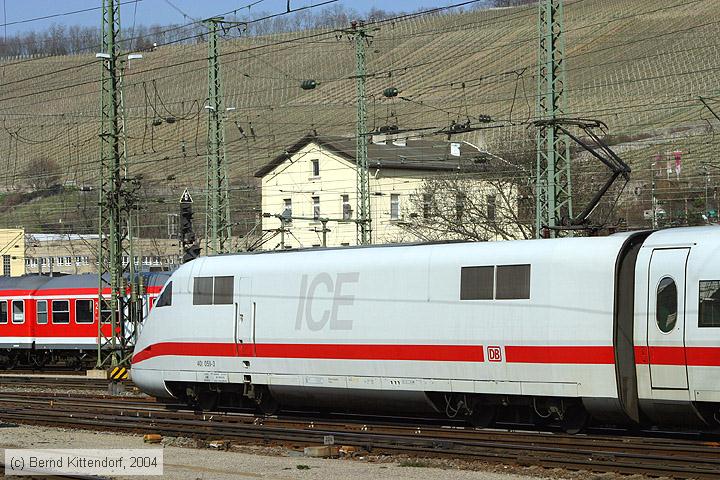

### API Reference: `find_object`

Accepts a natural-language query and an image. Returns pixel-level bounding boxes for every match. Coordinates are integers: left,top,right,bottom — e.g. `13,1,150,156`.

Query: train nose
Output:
130,365,173,398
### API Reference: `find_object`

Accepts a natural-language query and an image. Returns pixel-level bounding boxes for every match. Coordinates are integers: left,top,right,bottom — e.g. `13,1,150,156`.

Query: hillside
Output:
0,0,718,235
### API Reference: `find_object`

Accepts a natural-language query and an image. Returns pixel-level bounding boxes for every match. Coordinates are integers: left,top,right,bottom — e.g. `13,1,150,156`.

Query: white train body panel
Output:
132,226,720,426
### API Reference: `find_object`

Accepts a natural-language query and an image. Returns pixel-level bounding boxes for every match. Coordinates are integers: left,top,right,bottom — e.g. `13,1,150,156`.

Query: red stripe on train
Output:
504,345,616,364
634,346,720,367
132,343,620,365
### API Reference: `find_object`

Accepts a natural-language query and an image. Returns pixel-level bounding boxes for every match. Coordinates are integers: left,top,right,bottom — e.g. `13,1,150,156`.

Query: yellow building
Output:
0,228,26,276
255,134,510,248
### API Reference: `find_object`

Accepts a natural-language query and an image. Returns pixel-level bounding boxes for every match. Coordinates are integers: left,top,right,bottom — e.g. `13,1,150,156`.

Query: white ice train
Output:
131,226,720,431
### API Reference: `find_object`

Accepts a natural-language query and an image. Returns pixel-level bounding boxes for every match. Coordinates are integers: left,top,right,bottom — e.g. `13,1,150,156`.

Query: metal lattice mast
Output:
351,24,372,245
97,0,136,368
535,0,572,238
204,18,232,255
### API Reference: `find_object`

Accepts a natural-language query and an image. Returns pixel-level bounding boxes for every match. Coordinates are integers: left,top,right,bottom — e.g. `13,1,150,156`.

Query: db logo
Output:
487,346,503,362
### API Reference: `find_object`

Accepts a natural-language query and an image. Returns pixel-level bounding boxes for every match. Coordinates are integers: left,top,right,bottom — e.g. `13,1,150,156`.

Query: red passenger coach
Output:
0,272,169,369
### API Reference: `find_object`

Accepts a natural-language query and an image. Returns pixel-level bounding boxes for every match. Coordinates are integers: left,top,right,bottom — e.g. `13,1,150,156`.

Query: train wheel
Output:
197,390,219,411
255,386,279,415
468,403,497,429
4,354,19,370
30,352,48,370
562,404,589,434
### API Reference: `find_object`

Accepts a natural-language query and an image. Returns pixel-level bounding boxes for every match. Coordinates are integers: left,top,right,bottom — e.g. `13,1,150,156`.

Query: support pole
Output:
97,0,139,368
204,17,233,255
535,0,572,238
347,23,372,245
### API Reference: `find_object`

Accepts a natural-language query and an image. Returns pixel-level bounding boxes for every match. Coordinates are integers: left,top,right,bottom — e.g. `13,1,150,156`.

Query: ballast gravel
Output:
0,423,664,480
0,423,548,480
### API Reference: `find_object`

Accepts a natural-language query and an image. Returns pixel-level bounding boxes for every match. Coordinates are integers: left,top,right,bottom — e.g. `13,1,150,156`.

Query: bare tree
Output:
399,150,535,242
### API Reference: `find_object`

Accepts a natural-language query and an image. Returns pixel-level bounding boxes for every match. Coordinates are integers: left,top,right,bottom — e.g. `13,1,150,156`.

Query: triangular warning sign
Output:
179,188,193,204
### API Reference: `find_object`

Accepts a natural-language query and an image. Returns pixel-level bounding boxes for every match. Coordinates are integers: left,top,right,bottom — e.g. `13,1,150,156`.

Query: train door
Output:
647,248,689,390
234,277,254,357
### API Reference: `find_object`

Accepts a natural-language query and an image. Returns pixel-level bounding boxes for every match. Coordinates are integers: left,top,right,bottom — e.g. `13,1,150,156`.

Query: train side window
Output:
193,277,213,305
496,264,531,300
656,276,678,333
155,282,172,308
460,266,494,300
11,300,24,324
0,300,7,324
51,300,70,324
75,299,94,324
36,300,48,324
699,280,720,327
214,276,234,304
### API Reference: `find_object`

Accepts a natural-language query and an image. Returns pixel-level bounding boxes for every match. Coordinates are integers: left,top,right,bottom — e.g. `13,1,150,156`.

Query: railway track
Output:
0,374,135,392
1,393,719,478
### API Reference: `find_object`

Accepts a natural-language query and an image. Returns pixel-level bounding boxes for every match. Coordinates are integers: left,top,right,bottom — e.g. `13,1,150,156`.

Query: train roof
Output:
0,274,53,290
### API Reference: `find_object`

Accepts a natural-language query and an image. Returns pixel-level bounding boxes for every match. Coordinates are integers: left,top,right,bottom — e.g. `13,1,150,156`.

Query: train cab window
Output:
193,277,213,305
460,266,494,300
75,299,94,324
699,280,720,327
36,300,48,324
496,264,531,300
51,300,70,324
11,300,24,324
155,282,172,308
214,276,234,304
656,277,678,333
0,301,7,324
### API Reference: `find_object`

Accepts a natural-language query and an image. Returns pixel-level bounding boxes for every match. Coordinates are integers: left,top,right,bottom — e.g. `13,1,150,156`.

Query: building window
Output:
455,193,466,221
342,195,351,220
282,198,292,222
51,300,70,324
656,277,677,333
699,280,720,327
390,194,400,220
487,195,496,221
64,256,72,266
311,159,320,177
460,266,494,300
25,258,31,267
36,300,47,324
496,264,531,300
2,255,10,276
423,194,433,219
11,300,24,324
75,299,94,324
312,196,320,220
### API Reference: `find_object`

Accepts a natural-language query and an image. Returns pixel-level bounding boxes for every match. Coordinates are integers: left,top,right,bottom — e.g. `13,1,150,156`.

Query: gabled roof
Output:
254,133,488,178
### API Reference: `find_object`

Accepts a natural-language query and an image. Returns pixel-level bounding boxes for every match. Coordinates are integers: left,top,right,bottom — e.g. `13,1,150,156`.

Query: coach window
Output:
460,266,494,300
100,299,115,324
214,276,234,304
496,264,531,300
36,300,48,324
193,277,213,305
52,300,70,324
75,299,94,324
0,300,7,324
699,280,720,327
11,300,24,324
155,282,172,308
656,276,678,333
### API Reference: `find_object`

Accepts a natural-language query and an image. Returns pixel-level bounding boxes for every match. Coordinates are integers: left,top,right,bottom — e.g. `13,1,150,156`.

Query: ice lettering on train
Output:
295,272,359,330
